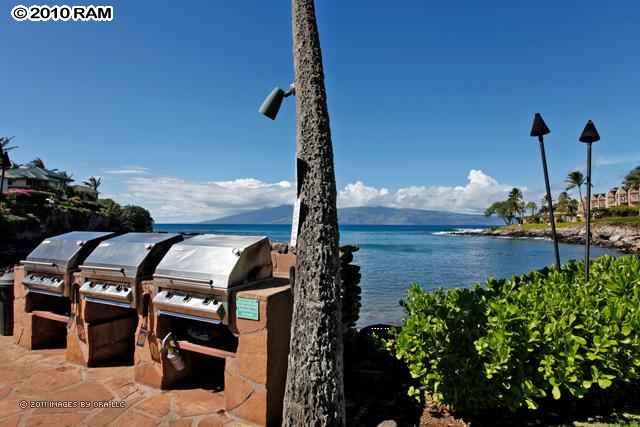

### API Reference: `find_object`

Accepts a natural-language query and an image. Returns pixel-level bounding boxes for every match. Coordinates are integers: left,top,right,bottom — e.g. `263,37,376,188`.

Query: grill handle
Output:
153,274,213,286
21,260,57,267
79,265,125,274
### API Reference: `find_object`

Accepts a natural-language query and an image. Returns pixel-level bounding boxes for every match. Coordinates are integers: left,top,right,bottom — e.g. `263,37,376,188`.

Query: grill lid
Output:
81,232,182,278
153,234,272,289
25,231,116,271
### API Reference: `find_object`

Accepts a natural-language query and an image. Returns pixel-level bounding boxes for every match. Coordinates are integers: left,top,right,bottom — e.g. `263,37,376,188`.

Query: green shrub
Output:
595,206,639,218
120,205,154,232
389,256,640,416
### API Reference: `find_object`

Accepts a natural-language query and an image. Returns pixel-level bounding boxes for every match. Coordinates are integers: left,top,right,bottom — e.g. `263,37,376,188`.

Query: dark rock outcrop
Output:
455,224,640,254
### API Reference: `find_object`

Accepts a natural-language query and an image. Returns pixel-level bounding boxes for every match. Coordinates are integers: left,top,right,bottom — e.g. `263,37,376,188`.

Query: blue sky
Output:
2,1,639,222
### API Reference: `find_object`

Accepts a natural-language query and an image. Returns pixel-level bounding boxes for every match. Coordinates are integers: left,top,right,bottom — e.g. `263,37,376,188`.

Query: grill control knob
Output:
202,298,211,305
166,292,173,299
116,285,123,292
102,284,109,290
183,295,192,303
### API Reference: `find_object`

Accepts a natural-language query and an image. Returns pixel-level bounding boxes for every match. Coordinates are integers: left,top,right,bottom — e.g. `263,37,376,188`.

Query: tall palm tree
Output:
565,170,586,219
282,0,344,425
0,137,17,201
507,188,525,223
83,176,102,197
0,137,17,153
526,201,537,217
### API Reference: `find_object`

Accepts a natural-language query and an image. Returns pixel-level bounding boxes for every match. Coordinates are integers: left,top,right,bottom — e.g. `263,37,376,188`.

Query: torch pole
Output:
539,135,561,269
585,142,593,281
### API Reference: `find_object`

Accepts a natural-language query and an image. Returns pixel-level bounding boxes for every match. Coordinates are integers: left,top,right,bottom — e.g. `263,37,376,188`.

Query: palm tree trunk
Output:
282,0,345,426
577,186,585,220
0,165,6,201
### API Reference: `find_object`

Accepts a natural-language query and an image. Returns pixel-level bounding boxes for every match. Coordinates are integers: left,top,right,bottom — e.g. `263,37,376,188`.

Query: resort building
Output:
2,164,73,193
589,187,640,209
628,187,640,206
616,187,628,206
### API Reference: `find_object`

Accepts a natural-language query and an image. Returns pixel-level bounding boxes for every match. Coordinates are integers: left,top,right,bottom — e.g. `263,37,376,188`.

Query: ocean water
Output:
154,224,620,327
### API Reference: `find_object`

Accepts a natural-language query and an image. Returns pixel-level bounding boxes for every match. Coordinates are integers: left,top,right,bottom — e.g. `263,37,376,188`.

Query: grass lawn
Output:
595,216,640,227
494,217,640,231
497,222,576,231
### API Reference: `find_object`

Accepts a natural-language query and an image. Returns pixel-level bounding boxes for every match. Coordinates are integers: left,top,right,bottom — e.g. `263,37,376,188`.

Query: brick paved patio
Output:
0,336,250,427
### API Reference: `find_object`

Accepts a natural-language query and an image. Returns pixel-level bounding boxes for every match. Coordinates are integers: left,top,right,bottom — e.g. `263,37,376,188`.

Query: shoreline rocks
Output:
454,224,640,254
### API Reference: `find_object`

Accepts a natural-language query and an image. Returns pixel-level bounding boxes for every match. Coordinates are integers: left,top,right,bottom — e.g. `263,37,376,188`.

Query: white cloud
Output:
593,155,640,167
338,170,518,214
115,177,295,223
104,166,150,175
110,169,522,223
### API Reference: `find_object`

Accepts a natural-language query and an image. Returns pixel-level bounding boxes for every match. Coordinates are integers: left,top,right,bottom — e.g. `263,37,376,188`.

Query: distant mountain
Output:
202,205,502,226
203,205,294,225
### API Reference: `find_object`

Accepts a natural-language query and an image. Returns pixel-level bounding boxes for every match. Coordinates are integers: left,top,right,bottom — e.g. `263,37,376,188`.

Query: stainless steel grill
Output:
151,234,273,324
21,231,116,297
79,232,182,308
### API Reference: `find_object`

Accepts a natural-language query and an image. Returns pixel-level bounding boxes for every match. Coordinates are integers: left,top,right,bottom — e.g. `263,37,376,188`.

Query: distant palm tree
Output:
31,157,45,168
565,170,586,219
526,201,537,217
623,166,640,215
83,176,102,197
507,187,525,223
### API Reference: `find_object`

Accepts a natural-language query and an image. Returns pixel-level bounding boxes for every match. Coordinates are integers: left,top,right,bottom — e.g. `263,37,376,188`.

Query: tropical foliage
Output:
0,136,17,153
624,166,640,216
120,205,154,232
556,191,579,215
30,157,45,168
82,176,102,196
566,170,586,217
389,256,640,416
624,166,640,189
485,187,526,224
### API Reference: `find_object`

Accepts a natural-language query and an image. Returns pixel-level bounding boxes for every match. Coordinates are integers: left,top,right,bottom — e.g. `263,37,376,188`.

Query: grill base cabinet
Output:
13,231,116,350
65,272,140,366
65,233,183,367
134,235,294,427
133,280,292,426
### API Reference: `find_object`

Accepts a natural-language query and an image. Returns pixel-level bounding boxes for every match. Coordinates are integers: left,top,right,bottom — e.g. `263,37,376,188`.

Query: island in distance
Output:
201,205,503,226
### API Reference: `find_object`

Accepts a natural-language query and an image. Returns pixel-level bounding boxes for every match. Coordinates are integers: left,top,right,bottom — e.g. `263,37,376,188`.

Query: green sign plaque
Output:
236,297,260,321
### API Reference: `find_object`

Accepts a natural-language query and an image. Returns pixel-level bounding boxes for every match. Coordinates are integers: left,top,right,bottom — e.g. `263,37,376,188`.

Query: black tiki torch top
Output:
530,113,551,137
579,120,600,143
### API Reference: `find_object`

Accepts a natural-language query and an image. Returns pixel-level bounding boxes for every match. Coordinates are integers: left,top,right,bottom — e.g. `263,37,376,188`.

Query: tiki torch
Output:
579,120,600,281
530,113,561,269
